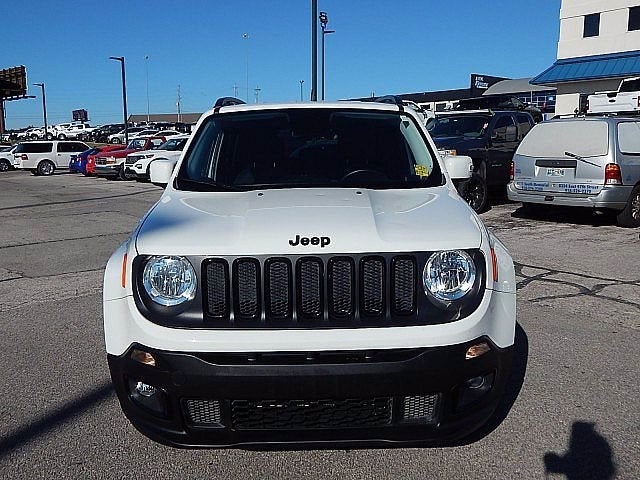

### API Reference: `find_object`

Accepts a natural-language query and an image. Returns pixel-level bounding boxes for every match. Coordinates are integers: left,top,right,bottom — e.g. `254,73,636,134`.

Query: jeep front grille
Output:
203,255,417,326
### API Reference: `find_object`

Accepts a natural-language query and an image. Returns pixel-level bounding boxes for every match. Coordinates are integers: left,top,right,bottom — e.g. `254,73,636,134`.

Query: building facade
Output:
533,0,640,114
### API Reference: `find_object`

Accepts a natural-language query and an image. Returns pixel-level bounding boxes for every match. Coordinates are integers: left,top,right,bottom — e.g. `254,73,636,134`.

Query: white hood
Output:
135,187,482,256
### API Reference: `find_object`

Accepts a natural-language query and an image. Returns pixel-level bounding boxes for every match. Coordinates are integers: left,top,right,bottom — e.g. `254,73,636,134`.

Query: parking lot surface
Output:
0,171,638,479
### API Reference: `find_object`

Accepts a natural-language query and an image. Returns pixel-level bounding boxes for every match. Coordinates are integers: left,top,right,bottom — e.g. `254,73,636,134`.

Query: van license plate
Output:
546,168,565,177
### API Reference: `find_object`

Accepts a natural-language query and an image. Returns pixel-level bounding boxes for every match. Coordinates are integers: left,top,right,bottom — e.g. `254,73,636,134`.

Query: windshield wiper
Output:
175,177,241,191
564,151,601,168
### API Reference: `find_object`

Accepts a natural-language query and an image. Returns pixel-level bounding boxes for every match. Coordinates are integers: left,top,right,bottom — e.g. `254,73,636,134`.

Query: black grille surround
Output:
132,251,486,329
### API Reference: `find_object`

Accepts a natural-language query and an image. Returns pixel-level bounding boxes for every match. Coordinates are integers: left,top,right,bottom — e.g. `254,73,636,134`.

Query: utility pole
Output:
176,85,182,123
299,80,304,102
233,83,239,97
254,86,261,103
311,0,318,101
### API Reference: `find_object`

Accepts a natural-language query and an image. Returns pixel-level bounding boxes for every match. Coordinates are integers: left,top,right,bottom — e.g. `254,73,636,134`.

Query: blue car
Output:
69,147,100,174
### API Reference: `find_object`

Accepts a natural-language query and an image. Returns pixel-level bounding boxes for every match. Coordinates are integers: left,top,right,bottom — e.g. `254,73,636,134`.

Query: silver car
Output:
508,116,640,227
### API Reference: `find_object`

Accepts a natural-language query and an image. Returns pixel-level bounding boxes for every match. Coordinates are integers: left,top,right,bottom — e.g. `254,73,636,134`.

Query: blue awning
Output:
531,50,640,85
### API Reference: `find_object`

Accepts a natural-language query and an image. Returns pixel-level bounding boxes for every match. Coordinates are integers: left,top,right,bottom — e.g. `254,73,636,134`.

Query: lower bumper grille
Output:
231,398,393,430
182,394,440,430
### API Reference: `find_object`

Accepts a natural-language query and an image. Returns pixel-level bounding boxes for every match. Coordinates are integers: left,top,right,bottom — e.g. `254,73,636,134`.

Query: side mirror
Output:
444,154,473,180
149,159,174,188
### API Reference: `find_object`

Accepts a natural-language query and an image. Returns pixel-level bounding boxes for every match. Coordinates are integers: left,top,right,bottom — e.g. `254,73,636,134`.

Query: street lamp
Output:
243,33,250,102
33,82,48,139
145,55,150,124
319,11,335,101
109,56,129,145
299,80,304,101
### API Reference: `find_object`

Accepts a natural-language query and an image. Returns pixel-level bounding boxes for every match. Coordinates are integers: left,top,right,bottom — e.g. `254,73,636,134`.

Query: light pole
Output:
319,11,335,101
299,80,304,101
110,56,129,145
145,55,150,123
243,33,250,102
33,82,48,138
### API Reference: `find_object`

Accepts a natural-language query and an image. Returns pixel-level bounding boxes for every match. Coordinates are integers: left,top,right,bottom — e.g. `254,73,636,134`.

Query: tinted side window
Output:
18,143,53,153
57,143,75,153
493,115,516,141
617,122,640,154
516,114,533,137
619,79,640,92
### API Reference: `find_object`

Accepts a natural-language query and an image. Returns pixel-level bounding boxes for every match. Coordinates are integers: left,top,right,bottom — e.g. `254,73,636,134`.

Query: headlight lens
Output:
423,250,476,303
142,256,197,306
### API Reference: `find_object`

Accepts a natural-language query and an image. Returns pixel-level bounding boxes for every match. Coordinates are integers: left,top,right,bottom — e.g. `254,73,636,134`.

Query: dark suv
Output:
427,110,535,212
91,124,125,143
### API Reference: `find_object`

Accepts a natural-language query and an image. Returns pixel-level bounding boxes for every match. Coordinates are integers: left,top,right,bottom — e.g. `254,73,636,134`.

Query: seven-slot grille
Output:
203,255,417,326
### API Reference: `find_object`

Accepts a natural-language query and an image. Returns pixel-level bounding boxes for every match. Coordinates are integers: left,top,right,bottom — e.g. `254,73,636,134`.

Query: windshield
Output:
158,138,187,151
177,108,441,191
127,138,147,149
427,115,489,138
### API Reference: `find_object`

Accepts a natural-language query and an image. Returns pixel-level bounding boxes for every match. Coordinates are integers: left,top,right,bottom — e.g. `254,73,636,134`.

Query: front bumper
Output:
124,166,147,179
507,182,632,210
95,164,121,177
108,338,512,448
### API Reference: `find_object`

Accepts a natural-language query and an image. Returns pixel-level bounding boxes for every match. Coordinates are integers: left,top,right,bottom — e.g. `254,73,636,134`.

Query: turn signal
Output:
131,349,157,367
465,342,491,360
509,161,514,181
121,253,128,288
604,164,622,185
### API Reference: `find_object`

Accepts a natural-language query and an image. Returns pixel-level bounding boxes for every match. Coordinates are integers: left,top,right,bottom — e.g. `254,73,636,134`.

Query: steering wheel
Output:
340,169,388,182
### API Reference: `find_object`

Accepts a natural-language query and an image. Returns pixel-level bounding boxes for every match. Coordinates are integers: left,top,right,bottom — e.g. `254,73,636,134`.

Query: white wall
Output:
558,0,640,58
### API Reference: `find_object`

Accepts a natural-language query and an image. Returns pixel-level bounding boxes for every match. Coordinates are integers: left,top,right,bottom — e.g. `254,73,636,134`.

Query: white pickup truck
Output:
587,77,640,114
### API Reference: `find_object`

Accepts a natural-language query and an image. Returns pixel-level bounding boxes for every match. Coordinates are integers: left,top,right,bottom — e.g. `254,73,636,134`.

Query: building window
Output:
583,13,600,37
629,6,640,31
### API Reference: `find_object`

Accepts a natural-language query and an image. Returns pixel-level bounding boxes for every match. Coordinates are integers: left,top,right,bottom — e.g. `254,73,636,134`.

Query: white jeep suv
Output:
103,97,516,448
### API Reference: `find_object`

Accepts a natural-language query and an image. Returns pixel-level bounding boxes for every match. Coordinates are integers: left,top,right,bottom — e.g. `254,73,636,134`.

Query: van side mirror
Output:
149,159,174,188
444,154,473,180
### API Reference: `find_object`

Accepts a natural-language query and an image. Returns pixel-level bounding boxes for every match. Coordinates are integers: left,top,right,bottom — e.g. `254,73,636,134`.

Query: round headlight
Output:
142,256,197,306
423,250,476,303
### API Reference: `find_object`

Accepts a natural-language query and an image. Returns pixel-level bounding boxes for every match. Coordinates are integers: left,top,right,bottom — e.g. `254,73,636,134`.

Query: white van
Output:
13,140,90,175
508,116,640,227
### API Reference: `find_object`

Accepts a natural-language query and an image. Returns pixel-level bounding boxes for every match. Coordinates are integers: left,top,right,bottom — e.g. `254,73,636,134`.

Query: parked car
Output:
95,136,166,179
587,76,640,114
129,128,159,139
90,124,125,143
58,123,95,141
69,144,124,175
13,140,90,175
0,145,17,172
85,145,124,176
455,96,544,123
108,126,148,144
49,123,72,140
508,116,640,227
155,129,182,138
124,134,189,181
104,96,516,448
427,109,535,212
15,127,42,140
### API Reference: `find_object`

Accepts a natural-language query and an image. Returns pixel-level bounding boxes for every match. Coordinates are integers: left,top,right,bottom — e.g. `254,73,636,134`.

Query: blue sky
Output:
3,0,561,129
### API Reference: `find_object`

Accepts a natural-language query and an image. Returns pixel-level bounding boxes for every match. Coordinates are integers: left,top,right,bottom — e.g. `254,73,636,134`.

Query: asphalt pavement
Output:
0,171,638,479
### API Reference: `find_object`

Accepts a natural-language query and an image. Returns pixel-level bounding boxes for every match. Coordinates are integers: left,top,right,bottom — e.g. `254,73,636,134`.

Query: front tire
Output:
111,138,121,144
459,173,488,213
616,185,640,227
37,160,55,176
57,133,66,140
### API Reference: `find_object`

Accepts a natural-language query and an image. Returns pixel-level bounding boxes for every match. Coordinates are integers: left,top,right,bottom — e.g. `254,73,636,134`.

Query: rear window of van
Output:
516,121,608,158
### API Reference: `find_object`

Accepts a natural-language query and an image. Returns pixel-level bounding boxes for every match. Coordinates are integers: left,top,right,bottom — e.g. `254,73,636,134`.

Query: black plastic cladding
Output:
132,251,487,329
